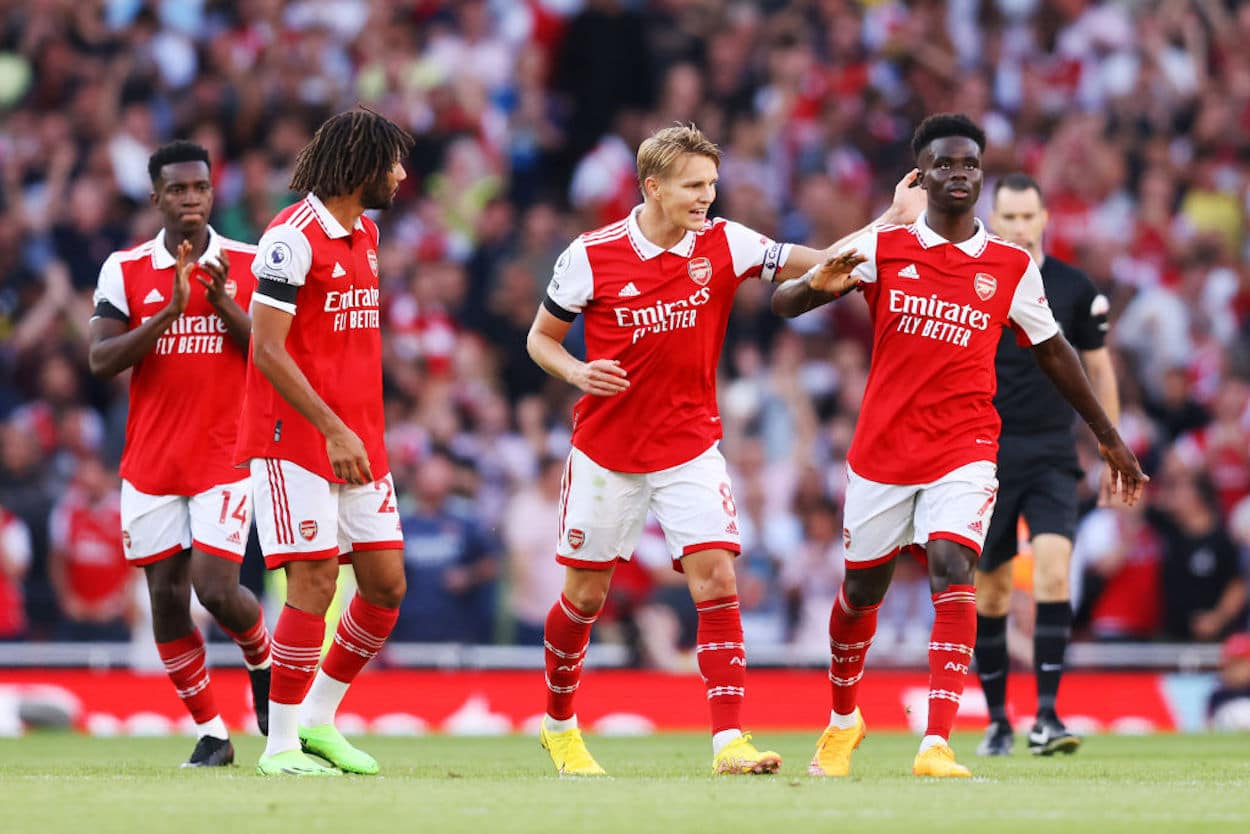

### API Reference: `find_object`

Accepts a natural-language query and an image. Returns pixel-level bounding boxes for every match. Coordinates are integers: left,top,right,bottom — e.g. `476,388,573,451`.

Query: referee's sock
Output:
1034,601,1072,720
974,613,1009,725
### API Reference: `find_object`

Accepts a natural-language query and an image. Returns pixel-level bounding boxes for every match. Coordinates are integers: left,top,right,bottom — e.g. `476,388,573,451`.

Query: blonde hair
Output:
636,124,720,186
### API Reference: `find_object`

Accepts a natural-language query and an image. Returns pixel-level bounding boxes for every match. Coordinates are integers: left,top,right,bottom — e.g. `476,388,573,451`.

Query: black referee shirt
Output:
994,255,1108,435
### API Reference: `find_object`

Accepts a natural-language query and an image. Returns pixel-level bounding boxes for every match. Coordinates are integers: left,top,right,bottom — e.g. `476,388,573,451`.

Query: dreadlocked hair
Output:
289,107,415,198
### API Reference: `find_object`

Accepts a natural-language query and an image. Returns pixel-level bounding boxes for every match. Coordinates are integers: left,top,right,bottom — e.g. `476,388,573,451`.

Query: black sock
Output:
1034,601,1072,719
975,613,1009,724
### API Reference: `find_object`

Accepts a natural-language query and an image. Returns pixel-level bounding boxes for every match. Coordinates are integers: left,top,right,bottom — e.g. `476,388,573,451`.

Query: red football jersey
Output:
92,228,257,496
545,206,792,472
844,214,1060,484
235,194,388,482
49,487,128,605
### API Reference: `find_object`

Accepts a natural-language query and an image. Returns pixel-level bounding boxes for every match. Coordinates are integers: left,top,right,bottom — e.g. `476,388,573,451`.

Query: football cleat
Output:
808,709,866,777
712,733,781,775
256,749,341,776
182,735,234,768
976,720,1014,756
1027,715,1081,756
913,742,971,778
248,666,271,736
540,725,606,776
299,724,379,775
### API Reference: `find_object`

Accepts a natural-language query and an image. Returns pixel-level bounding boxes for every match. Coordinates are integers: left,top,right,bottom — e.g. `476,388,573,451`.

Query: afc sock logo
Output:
943,661,969,674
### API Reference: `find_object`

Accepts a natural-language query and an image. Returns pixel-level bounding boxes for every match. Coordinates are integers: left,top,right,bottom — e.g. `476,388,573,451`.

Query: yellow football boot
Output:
712,733,782,775
540,725,607,776
808,709,866,777
913,742,972,778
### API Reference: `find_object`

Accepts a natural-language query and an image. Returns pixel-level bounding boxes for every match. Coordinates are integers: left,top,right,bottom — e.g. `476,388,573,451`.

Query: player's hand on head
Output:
809,251,865,296
326,425,373,485
1098,437,1148,506
170,239,193,315
198,250,230,303
882,168,924,226
573,358,629,397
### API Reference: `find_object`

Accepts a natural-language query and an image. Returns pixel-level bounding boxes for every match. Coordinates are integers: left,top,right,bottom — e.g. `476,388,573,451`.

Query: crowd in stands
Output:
1,0,1248,663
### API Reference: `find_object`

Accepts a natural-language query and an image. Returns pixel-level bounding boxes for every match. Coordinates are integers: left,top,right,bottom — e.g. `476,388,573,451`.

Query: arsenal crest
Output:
688,257,712,287
299,520,318,541
974,272,996,301
223,279,237,299
567,528,585,550
367,250,379,277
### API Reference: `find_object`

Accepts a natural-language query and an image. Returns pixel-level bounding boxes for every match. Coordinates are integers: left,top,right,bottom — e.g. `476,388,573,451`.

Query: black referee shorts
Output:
979,433,1081,573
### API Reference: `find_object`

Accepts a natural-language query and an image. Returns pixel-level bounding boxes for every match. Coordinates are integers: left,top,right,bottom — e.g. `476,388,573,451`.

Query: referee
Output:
974,173,1120,756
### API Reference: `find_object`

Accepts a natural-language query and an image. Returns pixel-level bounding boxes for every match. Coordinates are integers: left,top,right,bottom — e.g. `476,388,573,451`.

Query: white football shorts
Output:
556,443,741,571
120,477,252,565
250,458,403,569
842,460,999,567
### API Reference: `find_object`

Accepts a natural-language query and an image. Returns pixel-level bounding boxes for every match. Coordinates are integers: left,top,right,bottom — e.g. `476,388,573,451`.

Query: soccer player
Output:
88,141,271,768
771,114,1146,778
527,124,920,776
973,173,1120,757
237,109,413,777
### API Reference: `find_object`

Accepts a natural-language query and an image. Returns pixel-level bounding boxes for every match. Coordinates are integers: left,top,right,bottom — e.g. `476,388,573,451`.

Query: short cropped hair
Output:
993,172,1045,206
636,124,721,185
148,141,210,185
911,113,987,161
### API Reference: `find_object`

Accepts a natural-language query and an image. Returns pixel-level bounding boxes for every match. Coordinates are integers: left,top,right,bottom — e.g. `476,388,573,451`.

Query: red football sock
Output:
544,593,598,720
320,594,399,684
926,584,977,739
696,595,746,734
828,585,881,715
270,604,325,705
156,630,218,724
220,610,272,669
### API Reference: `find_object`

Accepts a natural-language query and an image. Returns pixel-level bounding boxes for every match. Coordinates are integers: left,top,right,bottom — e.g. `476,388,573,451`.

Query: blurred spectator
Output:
1149,472,1247,642
0,503,32,640
393,449,498,644
779,498,844,651
1071,501,1162,641
47,455,131,641
502,454,565,645
1207,632,1250,731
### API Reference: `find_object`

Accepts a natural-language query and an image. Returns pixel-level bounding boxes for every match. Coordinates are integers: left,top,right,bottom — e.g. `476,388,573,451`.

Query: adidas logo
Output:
618,281,641,297
144,288,166,304
331,262,347,278
898,264,920,279
725,520,739,535
968,520,983,534
227,532,242,544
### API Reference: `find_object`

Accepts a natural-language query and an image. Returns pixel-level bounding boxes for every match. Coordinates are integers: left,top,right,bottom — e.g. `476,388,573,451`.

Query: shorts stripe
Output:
191,539,244,563
557,455,573,545
267,460,293,545
928,531,983,556
130,543,185,566
264,546,340,570
349,540,404,553
275,460,295,545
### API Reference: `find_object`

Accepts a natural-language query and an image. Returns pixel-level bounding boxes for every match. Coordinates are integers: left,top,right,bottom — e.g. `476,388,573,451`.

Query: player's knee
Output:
929,547,976,588
564,583,608,617
976,585,1011,617
842,576,886,609
147,582,189,618
361,574,406,609
692,558,737,600
190,576,234,615
1033,569,1069,601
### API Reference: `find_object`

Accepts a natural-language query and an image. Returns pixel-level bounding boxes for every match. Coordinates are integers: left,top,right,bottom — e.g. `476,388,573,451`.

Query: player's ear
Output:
149,186,160,208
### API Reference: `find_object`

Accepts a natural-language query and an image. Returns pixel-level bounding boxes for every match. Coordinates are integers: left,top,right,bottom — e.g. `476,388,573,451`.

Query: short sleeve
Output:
1,516,31,572
1072,276,1110,351
253,225,313,288
1008,258,1061,346
92,254,129,318
838,226,879,284
544,238,594,320
721,220,792,283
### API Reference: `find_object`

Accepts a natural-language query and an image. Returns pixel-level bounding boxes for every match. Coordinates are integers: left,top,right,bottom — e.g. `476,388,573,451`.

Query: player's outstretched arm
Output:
1030,334,1148,505
526,306,629,397
199,251,250,350
770,251,867,318
251,302,373,485
88,240,194,378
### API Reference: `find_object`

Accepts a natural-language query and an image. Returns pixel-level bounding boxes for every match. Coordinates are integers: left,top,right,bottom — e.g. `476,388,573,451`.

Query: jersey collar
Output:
914,211,988,258
151,226,225,270
626,205,697,260
305,192,365,239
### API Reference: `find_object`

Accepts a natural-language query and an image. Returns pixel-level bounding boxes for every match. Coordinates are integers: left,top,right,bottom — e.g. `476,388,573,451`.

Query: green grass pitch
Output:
3,732,1248,833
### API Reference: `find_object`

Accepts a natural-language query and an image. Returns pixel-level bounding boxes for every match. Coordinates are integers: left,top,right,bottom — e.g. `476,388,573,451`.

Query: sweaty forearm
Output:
526,329,583,386
253,342,346,438
88,309,179,377
1032,336,1117,442
771,272,845,318
212,297,251,350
